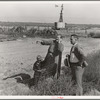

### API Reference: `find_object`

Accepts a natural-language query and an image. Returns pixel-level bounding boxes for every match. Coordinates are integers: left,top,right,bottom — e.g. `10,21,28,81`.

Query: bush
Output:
25,28,57,38
29,50,100,95
92,33,100,38
33,75,76,95
0,27,58,39
84,50,100,90
88,32,95,37
88,32,100,38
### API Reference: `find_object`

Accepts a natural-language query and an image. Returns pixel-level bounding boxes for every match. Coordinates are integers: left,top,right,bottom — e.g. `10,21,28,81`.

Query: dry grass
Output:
0,37,100,95
83,50,100,91
32,75,76,95
33,49,100,95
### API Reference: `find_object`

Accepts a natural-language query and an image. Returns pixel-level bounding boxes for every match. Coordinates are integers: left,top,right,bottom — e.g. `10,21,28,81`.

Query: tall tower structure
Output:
59,4,63,22
54,4,65,29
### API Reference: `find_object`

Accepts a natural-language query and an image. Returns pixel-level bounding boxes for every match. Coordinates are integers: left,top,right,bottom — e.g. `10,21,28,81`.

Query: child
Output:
33,55,46,85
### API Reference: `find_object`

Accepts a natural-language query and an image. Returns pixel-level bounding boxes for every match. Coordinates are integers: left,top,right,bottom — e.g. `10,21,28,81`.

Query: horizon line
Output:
0,21,100,25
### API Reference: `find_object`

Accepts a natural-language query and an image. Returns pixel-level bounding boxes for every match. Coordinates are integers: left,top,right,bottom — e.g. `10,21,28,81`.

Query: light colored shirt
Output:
70,43,79,63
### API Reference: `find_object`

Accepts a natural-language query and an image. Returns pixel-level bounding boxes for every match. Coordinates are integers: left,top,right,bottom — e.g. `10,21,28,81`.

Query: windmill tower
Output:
55,4,65,29
59,4,63,22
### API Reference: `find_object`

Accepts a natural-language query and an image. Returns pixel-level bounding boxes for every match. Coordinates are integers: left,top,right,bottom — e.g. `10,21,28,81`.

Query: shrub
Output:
0,27,58,39
25,28,37,37
29,50,100,95
84,50,100,90
88,32,100,38
88,32,95,37
33,75,76,95
92,33,100,38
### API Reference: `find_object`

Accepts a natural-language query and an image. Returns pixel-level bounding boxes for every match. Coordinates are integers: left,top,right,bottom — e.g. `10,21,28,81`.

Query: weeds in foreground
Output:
30,50,100,95
5,50,100,95
84,50,100,83
33,75,76,95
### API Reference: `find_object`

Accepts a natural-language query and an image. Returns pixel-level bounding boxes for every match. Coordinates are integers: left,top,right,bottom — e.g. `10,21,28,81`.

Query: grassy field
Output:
0,37,100,95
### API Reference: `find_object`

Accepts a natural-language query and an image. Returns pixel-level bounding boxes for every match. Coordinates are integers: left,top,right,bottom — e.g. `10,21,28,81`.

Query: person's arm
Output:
75,45,85,66
33,65,42,72
33,62,46,72
58,43,64,53
33,63,37,71
33,62,40,72
36,40,53,45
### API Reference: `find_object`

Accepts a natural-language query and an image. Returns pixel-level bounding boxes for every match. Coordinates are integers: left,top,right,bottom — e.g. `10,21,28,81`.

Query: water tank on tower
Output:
54,4,65,30
55,22,65,29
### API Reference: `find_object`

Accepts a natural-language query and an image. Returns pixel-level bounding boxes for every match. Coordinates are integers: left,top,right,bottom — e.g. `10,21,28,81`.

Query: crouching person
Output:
33,55,46,86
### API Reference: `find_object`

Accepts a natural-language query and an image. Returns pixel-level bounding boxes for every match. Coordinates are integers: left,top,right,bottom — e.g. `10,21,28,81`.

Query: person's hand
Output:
56,39,61,44
42,69,46,72
49,53,53,57
66,54,69,57
40,69,46,73
36,70,41,72
36,40,41,44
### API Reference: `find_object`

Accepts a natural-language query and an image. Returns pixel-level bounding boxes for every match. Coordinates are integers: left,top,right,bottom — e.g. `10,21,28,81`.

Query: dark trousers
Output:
34,72,41,85
55,53,62,79
45,53,62,79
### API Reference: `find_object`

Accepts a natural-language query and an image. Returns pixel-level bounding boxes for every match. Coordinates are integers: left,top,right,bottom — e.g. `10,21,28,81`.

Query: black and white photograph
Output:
0,1,100,98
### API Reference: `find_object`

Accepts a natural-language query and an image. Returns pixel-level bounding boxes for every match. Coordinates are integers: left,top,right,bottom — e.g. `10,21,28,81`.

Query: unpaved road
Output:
0,37,100,95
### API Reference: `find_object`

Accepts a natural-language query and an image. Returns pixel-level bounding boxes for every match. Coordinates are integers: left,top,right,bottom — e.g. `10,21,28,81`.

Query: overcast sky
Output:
0,1,100,24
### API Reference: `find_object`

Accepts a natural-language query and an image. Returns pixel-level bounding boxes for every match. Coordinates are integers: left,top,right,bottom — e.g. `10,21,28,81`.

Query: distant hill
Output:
0,21,100,30
0,21,54,27
0,21,100,27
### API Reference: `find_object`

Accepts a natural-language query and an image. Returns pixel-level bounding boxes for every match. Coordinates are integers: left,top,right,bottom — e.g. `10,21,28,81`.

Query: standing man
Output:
69,34,87,95
36,35,64,79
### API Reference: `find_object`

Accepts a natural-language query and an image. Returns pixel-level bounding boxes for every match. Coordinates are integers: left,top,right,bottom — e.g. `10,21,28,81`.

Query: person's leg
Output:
45,53,55,66
57,53,62,79
52,63,57,77
34,76,39,85
75,66,84,95
54,55,59,79
70,66,76,83
34,72,41,86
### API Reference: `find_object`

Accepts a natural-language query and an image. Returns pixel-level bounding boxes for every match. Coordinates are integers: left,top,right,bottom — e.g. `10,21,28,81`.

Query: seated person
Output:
33,55,46,85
